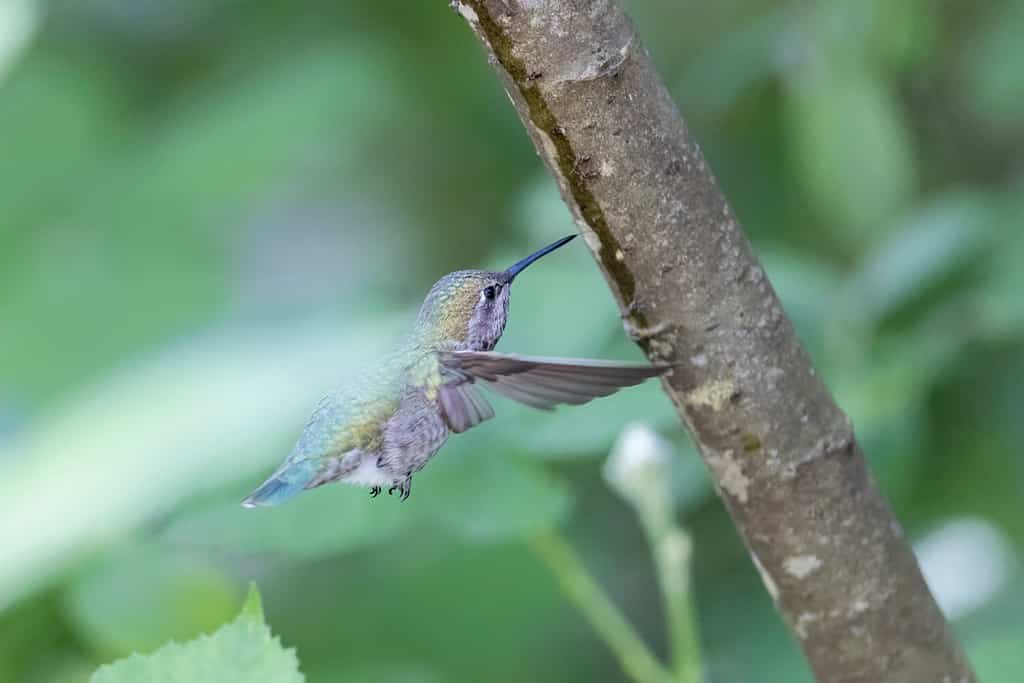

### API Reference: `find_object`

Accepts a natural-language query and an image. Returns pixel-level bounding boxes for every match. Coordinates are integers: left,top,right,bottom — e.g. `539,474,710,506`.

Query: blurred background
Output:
1,0,1022,681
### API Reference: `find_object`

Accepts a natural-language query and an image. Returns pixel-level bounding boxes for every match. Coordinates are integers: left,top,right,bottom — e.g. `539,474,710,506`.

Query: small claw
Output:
387,485,398,496
369,486,381,498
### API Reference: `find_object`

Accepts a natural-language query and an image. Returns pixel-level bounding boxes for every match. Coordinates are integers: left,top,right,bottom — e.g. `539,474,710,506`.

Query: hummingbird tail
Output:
241,461,316,508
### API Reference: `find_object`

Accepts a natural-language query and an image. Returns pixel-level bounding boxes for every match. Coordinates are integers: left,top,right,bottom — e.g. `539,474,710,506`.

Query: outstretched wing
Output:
437,350,667,431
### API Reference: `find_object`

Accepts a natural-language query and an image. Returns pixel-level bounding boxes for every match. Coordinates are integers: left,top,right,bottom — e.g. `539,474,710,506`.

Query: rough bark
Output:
449,2,976,682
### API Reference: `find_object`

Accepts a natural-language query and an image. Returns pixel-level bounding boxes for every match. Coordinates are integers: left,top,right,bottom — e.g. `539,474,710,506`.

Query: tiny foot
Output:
369,486,381,498
399,478,412,501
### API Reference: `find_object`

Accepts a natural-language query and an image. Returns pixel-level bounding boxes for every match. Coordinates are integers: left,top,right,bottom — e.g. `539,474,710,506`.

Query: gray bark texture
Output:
450,2,977,682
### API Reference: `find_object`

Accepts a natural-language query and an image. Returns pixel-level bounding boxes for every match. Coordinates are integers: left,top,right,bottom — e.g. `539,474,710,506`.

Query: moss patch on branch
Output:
463,1,639,312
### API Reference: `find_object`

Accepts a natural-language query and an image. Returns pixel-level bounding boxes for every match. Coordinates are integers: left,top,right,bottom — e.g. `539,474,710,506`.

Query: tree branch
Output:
450,1,976,681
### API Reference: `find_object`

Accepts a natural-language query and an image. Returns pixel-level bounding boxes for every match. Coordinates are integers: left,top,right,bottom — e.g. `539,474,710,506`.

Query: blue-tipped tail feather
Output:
241,461,316,508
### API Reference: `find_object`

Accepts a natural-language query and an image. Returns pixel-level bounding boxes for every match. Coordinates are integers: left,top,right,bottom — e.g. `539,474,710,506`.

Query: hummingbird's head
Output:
414,235,576,351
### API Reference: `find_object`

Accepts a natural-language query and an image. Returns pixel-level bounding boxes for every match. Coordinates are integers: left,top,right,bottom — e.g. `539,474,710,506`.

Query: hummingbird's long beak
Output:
502,234,576,283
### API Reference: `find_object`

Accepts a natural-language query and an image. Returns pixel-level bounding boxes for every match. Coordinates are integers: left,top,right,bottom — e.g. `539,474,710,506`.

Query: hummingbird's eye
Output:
483,285,497,300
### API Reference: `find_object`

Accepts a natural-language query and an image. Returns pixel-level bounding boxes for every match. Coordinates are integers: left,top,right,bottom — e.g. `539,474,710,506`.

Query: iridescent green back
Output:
290,354,399,461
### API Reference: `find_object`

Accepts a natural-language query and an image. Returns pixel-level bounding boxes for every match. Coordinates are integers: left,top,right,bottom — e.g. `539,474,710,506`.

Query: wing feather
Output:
439,350,667,412
438,380,495,433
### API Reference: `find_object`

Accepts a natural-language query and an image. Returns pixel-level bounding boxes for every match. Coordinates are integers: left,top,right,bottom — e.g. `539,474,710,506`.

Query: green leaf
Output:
972,189,1024,340
164,482,413,559
65,545,240,659
969,633,1024,683
785,53,916,242
676,7,793,117
962,2,1024,131
239,583,263,622
844,191,997,323
416,435,572,543
867,0,938,71
314,663,446,683
89,584,303,683
0,47,127,243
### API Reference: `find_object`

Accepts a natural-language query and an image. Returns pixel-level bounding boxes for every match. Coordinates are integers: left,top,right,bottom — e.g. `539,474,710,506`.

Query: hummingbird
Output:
242,234,666,506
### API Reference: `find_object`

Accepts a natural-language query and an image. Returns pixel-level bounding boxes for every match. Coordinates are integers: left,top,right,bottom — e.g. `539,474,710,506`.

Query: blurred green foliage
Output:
1,0,1022,681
